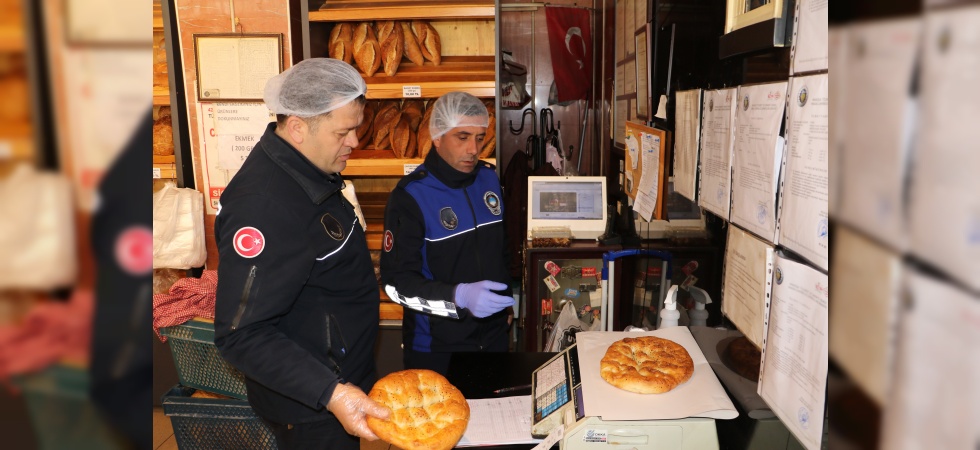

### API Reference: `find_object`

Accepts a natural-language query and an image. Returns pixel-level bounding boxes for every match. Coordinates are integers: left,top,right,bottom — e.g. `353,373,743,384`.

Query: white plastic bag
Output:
153,182,206,269
0,164,77,289
545,302,591,352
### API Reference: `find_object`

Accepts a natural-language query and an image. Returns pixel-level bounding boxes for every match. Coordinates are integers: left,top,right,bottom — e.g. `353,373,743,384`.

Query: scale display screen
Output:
533,354,570,422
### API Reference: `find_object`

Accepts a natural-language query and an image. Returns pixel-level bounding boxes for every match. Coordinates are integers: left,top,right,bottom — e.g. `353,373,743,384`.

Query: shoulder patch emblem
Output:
321,213,345,241
439,207,458,231
484,191,501,215
115,225,153,275
234,227,265,258
383,230,394,252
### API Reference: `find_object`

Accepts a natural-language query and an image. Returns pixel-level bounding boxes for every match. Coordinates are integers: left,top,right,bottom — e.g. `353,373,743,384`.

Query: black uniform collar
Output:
424,148,478,189
260,123,344,205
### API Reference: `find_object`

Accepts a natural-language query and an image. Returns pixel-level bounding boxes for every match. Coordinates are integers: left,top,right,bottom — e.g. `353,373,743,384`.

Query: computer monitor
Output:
527,176,608,240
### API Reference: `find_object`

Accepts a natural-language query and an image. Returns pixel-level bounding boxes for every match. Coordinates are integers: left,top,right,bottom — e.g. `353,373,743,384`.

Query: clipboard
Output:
624,121,667,220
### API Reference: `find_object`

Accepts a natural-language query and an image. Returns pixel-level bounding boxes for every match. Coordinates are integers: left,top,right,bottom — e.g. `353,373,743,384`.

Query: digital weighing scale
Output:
531,343,719,449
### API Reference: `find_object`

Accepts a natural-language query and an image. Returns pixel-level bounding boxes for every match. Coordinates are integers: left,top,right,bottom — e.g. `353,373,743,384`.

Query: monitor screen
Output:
531,181,604,220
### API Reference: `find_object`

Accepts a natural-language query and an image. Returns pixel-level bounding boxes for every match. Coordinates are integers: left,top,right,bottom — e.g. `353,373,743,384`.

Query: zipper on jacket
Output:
231,265,257,330
462,186,484,276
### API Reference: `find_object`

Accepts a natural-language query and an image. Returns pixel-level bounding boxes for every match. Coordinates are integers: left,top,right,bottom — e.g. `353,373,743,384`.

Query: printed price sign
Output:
402,85,422,97
403,164,420,175
152,167,161,178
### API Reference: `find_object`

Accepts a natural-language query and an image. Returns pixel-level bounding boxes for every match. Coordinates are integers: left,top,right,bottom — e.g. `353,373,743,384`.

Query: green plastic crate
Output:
14,364,129,450
160,319,248,399
162,385,277,450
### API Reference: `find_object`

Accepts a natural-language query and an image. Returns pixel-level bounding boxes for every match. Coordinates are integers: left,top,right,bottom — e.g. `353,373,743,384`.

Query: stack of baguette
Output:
330,20,441,77
356,99,495,159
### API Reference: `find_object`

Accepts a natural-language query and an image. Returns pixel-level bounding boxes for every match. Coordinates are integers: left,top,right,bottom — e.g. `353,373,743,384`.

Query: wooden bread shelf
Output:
345,150,495,176
0,121,33,160
153,84,170,105
0,22,24,52
359,56,495,99
153,154,176,179
153,2,164,30
311,0,494,21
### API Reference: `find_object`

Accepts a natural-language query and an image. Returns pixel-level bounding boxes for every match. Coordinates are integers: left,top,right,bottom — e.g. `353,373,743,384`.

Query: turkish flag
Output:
546,7,592,102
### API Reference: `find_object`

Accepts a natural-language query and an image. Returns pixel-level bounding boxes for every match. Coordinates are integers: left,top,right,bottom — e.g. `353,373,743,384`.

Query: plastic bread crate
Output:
160,318,248,400
13,364,129,450
162,385,278,450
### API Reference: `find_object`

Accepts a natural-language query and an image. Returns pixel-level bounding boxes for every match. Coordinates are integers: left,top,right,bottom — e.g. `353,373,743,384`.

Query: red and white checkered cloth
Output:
0,289,93,382
153,270,217,341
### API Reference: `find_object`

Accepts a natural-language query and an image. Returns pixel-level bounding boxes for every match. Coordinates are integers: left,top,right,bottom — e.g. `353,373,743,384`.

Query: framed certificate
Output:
194,34,283,101
725,0,786,34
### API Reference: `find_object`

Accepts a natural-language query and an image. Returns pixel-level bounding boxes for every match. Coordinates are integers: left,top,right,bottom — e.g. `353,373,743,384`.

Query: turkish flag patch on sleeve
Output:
234,227,265,258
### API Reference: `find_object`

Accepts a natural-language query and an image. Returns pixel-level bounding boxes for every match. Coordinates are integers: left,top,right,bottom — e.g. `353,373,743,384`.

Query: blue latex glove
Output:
454,281,514,318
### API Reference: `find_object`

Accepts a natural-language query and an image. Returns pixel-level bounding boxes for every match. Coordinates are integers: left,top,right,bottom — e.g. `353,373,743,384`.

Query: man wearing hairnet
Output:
213,58,389,449
381,92,514,375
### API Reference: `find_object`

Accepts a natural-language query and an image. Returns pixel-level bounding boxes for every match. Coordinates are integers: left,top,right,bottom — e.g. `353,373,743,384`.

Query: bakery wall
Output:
172,0,292,270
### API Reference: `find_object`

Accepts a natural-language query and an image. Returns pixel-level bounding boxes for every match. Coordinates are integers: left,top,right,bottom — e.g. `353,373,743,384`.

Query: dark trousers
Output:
263,417,358,450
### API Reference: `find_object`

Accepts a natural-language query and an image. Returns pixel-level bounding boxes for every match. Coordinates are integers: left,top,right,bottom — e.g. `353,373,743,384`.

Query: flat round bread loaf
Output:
599,336,694,394
366,369,470,450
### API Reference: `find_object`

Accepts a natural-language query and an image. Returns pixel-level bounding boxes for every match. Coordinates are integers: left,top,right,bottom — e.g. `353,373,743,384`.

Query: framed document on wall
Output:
725,0,787,33
194,34,283,101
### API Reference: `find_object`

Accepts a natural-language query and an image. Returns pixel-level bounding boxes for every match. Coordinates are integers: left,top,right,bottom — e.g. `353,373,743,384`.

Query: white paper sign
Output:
698,88,737,220
838,19,921,252
633,133,661,221
673,89,702,201
722,225,774,350
152,167,161,179
731,82,788,244
790,0,829,74
907,8,980,292
778,74,829,270
881,270,980,450
402,85,422,97
758,253,828,450
199,102,275,213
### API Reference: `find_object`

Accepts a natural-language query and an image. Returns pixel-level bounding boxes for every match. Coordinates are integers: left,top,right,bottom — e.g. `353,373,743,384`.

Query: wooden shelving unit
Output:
153,154,176,179
0,121,33,161
346,151,496,176
154,84,170,106
0,22,24,52
310,0,494,21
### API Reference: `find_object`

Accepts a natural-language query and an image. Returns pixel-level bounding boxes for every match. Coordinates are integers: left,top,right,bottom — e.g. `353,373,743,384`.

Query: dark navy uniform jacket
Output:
380,150,510,353
214,123,379,425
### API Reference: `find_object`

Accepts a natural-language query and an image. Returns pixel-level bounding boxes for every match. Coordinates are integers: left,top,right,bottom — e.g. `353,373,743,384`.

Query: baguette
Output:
412,21,441,66
329,23,354,64
417,105,434,159
479,134,496,159
391,116,412,158
479,114,496,158
376,21,404,77
353,22,382,77
355,101,376,149
400,21,425,66
373,101,402,150
401,100,424,130
406,128,418,158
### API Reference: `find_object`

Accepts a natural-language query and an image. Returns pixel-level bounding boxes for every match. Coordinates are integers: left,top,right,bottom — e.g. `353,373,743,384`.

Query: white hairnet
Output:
429,92,489,140
263,58,366,117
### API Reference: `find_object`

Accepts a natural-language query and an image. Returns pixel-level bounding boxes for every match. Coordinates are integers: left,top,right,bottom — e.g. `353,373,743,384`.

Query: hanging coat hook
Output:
509,108,536,135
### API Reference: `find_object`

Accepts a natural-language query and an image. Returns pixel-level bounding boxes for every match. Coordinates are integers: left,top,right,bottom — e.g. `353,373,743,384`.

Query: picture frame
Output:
194,34,283,101
725,0,786,34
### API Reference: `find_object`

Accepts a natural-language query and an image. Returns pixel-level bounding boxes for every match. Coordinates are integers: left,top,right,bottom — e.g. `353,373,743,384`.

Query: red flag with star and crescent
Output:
546,7,593,102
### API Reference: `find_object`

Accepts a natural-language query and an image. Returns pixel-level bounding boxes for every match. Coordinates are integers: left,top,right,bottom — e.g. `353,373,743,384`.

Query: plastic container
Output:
160,318,248,399
162,385,278,450
13,364,129,450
